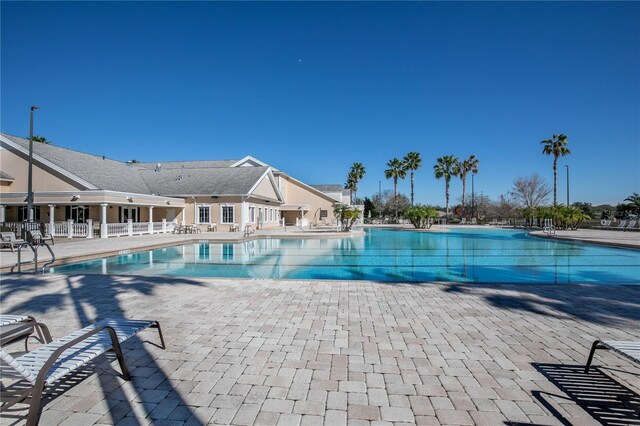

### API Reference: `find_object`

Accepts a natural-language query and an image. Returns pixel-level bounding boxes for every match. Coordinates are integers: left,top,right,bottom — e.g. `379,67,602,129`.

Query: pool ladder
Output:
11,241,56,274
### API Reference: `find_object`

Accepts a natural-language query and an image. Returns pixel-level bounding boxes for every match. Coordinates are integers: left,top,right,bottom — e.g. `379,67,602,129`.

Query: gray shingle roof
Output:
141,166,269,196
4,134,152,194
2,134,271,197
138,160,237,170
312,184,344,192
0,171,15,181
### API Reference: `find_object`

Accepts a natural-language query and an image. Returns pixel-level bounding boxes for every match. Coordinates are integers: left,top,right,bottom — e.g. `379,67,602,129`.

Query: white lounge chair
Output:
585,340,640,373
459,218,467,225
0,318,165,426
0,232,26,252
624,220,636,231
598,219,612,229
0,314,52,350
614,220,627,230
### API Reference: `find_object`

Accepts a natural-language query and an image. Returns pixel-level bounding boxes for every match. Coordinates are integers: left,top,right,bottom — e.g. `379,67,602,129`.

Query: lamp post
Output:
565,165,570,206
26,105,40,222
471,174,475,219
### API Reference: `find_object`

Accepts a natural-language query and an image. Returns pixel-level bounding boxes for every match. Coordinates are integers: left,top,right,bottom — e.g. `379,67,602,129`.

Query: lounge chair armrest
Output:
33,325,120,385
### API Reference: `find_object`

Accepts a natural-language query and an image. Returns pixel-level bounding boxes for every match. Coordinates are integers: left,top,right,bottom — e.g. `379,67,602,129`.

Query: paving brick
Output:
380,406,415,422
262,399,295,414
3,273,638,426
348,404,381,421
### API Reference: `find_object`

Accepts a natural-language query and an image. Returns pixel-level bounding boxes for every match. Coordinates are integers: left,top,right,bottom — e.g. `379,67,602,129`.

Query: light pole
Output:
471,174,475,219
565,165,570,206
26,105,40,222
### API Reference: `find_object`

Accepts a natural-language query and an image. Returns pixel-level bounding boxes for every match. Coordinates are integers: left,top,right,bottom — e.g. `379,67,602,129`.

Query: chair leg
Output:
105,327,131,381
151,321,166,349
25,381,45,426
584,340,604,373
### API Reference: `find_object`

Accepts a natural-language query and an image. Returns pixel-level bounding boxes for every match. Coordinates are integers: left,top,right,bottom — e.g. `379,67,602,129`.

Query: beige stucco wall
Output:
251,175,280,200
281,177,337,225
179,196,281,229
0,147,84,193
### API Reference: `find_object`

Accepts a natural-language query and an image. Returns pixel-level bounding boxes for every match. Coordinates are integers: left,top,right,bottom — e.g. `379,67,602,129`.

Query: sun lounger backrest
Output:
0,348,37,383
0,314,30,326
1,232,17,242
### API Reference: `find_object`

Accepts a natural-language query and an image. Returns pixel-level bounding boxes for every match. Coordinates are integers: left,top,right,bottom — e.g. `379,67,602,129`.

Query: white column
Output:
148,206,154,234
86,219,94,238
100,203,108,239
48,204,55,236
127,219,133,236
241,200,248,228
0,205,5,223
181,207,186,225
162,219,167,233
67,219,74,238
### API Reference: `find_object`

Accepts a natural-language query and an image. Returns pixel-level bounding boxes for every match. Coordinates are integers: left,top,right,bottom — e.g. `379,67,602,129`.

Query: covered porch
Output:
279,203,310,227
0,190,185,239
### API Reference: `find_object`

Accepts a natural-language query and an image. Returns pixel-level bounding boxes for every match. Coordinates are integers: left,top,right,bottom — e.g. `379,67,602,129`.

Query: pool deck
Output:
529,228,640,249
1,274,638,425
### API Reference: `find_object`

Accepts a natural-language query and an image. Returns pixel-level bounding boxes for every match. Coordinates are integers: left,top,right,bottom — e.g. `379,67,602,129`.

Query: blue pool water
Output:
50,228,640,284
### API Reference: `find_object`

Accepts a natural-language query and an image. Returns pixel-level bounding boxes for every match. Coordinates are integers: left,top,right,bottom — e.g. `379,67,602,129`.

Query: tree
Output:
453,154,479,217
129,159,140,164
402,152,422,206
345,162,366,204
334,205,361,232
541,134,571,206
384,158,407,222
404,205,438,229
363,197,376,218
433,155,459,220
624,193,640,215
509,174,551,210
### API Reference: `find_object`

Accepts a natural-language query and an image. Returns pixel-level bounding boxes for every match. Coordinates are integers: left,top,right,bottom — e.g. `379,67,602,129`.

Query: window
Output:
222,243,234,261
249,206,255,223
197,205,210,224
66,206,88,223
258,208,263,223
270,208,273,222
221,205,234,224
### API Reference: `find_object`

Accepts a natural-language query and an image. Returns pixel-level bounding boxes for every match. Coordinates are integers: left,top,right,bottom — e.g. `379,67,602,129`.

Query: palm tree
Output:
402,152,422,206
30,135,51,144
384,158,407,221
345,162,366,204
541,134,571,206
453,154,479,216
433,155,459,220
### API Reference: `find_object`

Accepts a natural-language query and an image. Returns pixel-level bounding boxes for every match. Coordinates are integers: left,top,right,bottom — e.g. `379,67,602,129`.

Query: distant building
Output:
0,133,346,237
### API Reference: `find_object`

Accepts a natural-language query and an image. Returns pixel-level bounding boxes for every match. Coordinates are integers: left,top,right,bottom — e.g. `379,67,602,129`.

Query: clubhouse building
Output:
0,133,350,238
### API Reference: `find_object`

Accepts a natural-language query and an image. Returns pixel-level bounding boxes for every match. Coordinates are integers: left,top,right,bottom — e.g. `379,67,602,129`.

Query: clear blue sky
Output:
2,2,638,206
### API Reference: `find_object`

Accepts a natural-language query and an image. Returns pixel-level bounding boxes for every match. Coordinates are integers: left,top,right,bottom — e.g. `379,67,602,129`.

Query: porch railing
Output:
2,219,171,239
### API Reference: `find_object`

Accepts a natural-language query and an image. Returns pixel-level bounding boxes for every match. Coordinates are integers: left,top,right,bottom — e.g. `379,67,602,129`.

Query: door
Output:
121,207,138,222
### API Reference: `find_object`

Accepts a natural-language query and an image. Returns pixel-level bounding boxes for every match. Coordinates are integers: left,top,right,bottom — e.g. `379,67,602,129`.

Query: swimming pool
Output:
50,228,640,284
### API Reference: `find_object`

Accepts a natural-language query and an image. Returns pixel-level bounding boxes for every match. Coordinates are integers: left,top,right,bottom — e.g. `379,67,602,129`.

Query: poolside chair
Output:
459,218,467,225
598,219,612,229
27,230,54,246
614,220,627,230
585,340,639,373
0,314,52,350
624,220,636,231
0,232,27,252
470,218,477,225
0,318,165,426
